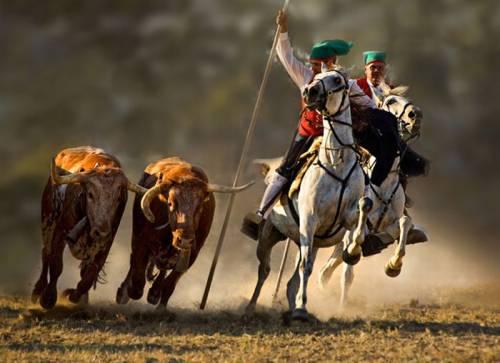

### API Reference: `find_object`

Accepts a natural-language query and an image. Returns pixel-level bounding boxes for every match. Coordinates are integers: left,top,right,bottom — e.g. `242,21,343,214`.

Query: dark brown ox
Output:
32,146,145,309
116,157,252,309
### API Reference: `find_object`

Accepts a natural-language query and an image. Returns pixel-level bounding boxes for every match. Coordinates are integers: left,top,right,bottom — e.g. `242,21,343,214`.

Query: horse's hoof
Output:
291,308,310,322
116,285,130,305
147,287,161,306
342,249,361,265
385,262,401,278
360,196,373,213
62,288,81,304
39,285,57,309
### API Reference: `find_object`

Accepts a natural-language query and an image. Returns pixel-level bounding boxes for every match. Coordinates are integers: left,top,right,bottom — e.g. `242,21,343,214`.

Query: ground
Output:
0,286,498,362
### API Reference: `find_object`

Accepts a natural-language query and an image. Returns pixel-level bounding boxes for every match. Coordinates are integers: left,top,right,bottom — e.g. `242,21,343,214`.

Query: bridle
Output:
383,96,420,142
309,72,354,153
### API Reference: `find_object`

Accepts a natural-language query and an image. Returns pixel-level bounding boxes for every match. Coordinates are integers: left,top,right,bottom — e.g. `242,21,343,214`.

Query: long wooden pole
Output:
271,238,291,305
200,0,291,310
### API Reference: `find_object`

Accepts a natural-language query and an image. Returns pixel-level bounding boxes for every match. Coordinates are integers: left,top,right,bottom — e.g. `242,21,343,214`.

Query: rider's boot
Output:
242,172,288,240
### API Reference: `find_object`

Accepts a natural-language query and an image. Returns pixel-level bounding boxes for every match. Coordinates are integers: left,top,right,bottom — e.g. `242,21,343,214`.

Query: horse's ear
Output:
390,85,409,96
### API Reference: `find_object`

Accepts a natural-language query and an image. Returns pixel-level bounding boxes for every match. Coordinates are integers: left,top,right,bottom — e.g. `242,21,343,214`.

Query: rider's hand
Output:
276,10,288,33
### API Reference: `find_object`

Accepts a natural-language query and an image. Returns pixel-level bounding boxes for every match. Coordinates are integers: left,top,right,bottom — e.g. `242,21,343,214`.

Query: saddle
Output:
287,138,371,199
287,137,322,199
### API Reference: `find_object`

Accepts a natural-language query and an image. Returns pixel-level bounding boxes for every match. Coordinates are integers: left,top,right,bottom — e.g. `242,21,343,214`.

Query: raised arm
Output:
275,10,313,91
349,80,377,109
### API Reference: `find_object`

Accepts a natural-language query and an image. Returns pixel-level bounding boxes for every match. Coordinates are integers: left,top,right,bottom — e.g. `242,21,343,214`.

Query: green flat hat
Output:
363,50,386,65
310,39,353,60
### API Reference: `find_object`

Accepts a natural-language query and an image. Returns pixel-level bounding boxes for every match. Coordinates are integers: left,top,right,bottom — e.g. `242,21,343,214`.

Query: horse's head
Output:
303,70,349,116
382,87,423,141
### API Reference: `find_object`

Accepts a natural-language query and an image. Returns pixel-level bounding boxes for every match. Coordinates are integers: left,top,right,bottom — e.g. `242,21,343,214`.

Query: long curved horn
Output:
206,180,254,193
140,184,167,223
127,180,148,195
50,158,88,185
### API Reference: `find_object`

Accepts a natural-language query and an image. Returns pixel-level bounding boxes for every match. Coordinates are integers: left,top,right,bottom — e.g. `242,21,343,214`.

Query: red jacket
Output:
356,78,372,99
298,98,323,137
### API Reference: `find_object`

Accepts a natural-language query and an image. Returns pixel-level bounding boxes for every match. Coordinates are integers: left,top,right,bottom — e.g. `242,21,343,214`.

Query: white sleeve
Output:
348,80,376,109
276,32,313,91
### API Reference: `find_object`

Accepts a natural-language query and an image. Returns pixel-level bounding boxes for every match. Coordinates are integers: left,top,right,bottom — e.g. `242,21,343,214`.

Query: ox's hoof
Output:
147,287,161,306
291,308,310,322
342,249,361,266
116,285,130,305
39,285,57,309
128,286,144,300
384,262,402,278
31,293,40,304
31,281,47,304
244,303,256,317
62,288,81,304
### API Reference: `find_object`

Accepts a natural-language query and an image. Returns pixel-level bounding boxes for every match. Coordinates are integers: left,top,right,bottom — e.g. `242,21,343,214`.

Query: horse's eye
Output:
408,111,415,119
334,77,341,85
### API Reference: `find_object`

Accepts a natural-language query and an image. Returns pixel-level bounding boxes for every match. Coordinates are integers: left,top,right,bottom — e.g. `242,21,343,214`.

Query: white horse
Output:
246,70,371,320
318,88,426,307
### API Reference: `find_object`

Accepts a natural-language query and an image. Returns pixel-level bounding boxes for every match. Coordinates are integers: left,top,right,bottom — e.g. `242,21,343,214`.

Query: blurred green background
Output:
1,0,499,294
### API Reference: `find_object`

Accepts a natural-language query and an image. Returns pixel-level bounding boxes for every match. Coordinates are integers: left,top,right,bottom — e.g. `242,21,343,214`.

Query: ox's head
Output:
303,69,349,116
51,159,146,241
382,87,423,142
140,175,253,271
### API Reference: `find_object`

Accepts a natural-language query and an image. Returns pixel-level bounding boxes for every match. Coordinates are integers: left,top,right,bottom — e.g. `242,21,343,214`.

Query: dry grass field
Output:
0,285,498,362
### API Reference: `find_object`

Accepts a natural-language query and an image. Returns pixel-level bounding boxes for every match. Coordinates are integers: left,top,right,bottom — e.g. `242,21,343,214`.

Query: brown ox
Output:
116,157,252,309
32,146,145,309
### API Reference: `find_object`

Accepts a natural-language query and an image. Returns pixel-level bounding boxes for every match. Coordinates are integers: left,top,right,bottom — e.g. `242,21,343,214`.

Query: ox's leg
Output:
32,246,50,304
64,250,108,304
147,268,166,306
319,231,351,289
245,220,285,314
127,239,150,301
39,235,65,309
116,270,132,305
156,270,183,310
344,198,372,265
385,215,411,277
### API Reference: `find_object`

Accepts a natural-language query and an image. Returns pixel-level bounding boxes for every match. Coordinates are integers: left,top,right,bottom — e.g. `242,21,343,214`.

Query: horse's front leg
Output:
292,214,318,321
344,197,372,265
385,215,411,277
